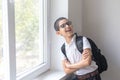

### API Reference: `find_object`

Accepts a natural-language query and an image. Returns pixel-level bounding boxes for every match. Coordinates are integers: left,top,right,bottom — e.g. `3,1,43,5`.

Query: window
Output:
0,0,5,80
1,0,50,80
15,0,44,74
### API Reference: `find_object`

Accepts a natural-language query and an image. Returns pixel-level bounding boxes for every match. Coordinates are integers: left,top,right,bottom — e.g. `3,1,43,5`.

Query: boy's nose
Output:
65,24,69,28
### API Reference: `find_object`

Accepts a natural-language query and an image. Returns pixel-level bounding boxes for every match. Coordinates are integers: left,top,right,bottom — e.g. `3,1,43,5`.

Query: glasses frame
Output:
59,21,72,28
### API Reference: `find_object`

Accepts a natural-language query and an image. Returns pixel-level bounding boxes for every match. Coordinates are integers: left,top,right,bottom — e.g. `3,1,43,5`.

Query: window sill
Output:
34,70,69,80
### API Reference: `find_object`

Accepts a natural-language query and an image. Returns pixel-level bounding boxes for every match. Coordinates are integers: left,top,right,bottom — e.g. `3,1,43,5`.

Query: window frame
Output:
2,0,50,80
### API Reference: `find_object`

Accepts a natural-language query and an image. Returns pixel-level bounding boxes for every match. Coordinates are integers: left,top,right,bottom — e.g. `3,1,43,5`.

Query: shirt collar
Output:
65,34,76,46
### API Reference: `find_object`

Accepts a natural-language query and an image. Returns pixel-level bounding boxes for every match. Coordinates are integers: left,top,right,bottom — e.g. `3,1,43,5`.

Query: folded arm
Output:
62,48,92,74
62,59,79,74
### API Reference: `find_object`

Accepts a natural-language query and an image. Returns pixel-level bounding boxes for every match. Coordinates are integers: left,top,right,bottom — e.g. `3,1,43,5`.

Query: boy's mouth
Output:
65,29,72,32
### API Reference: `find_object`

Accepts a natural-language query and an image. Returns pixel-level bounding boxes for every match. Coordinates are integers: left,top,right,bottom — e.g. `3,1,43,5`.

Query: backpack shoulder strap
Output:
75,33,83,53
87,38,99,50
61,43,69,61
87,37,101,58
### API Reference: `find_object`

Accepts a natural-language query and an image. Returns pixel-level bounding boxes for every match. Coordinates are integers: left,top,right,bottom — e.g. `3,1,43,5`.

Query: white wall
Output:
68,0,83,35
50,0,68,71
82,0,120,80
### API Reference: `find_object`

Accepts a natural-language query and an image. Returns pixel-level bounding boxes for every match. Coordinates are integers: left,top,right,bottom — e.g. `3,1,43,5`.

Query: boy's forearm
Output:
66,49,92,69
62,59,78,74
67,58,91,69
63,67,78,74
62,48,92,74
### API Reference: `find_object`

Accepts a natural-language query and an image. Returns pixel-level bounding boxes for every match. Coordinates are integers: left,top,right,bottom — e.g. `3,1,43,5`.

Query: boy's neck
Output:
65,34,74,44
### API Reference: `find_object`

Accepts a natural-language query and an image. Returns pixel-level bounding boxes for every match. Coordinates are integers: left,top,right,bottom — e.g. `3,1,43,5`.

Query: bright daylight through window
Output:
15,0,44,74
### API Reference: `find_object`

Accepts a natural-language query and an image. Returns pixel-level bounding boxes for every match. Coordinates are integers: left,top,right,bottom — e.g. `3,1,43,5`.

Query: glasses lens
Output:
60,24,65,28
66,21,72,26
59,21,72,28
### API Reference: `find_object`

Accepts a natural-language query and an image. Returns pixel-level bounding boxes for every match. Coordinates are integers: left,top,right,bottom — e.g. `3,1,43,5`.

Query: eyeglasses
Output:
59,21,72,28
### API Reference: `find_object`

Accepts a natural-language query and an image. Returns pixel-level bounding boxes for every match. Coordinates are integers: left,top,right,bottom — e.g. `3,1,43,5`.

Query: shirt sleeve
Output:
83,37,91,49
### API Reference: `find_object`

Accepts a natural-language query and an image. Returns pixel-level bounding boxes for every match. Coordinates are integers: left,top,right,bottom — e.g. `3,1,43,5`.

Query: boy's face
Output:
56,19,74,38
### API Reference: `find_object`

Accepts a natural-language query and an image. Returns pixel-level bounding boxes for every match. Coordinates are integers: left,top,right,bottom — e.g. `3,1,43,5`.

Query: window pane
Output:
0,0,5,79
15,0,43,74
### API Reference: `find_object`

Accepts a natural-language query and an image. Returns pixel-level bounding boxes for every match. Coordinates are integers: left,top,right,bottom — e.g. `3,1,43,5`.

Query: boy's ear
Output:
56,31,60,35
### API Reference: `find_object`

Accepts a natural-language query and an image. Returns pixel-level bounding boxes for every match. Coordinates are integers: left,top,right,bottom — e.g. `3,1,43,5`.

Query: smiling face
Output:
56,19,74,38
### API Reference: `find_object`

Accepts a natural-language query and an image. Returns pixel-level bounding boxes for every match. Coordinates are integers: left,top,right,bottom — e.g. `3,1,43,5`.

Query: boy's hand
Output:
82,49,90,60
80,49,92,67
65,60,71,68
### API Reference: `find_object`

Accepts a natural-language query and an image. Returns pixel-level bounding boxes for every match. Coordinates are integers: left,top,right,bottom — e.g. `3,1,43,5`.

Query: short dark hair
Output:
54,17,68,31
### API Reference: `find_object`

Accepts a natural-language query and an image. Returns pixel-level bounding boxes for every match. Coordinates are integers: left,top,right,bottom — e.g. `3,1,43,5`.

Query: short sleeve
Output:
83,37,91,49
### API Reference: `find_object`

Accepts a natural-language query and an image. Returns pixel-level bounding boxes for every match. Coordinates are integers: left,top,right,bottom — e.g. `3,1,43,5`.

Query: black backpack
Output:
61,33,108,73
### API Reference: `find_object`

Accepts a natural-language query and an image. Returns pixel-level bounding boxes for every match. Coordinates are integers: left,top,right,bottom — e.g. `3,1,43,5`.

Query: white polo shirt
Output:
63,35,98,75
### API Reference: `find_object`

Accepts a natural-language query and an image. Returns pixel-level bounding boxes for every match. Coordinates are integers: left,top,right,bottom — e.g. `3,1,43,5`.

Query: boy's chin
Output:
67,33,74,37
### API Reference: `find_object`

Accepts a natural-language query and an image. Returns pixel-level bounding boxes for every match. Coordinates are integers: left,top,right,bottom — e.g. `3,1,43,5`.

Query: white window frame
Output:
2,0,50,80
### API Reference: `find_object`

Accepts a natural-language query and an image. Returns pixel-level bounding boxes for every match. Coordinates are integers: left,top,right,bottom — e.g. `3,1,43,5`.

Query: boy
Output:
54,17,101,80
